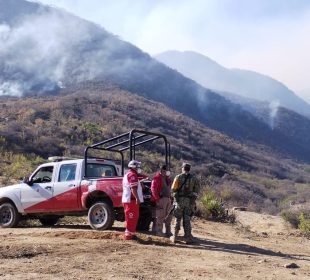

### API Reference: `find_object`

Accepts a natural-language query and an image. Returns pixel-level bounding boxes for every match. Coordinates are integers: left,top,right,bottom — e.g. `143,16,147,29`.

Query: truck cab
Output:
22,158,120,212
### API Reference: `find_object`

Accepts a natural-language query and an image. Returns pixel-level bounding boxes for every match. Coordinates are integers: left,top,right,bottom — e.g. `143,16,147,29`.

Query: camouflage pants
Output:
173,197,192,237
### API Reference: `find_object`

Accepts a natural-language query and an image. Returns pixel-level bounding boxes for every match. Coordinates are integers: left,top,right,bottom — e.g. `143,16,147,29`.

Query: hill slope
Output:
1,0,310,162
1,86,310,214
0,84,280,171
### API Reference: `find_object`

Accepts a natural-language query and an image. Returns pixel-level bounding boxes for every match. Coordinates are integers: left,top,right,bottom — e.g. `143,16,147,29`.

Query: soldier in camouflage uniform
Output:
170,163,200,244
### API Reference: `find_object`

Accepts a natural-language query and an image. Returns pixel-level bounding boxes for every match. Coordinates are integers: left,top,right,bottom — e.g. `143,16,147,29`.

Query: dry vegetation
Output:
0,84,309,217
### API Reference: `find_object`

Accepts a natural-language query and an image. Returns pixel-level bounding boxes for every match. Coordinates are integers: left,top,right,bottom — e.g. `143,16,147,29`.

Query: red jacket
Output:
151,172,171,202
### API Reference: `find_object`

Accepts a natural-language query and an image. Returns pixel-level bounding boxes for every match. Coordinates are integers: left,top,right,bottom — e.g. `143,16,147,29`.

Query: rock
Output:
284,263,300,269
232,207,247,211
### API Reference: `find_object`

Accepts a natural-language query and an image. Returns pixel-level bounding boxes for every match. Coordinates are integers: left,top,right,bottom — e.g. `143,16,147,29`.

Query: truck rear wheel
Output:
0,202,20,228
88,202,114,230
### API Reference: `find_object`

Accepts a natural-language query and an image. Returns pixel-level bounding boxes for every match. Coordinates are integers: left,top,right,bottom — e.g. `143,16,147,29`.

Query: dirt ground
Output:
0,211,309,280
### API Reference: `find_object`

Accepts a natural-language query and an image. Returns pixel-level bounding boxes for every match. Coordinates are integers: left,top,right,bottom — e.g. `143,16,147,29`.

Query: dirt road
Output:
0,212,309,280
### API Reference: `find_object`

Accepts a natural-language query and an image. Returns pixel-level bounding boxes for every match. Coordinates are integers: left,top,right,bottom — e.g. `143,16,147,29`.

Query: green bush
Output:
281,210,299,228
304,166,310,173
298,212,310,235
199,189,226,220
0,151,44,185
281,209,310,236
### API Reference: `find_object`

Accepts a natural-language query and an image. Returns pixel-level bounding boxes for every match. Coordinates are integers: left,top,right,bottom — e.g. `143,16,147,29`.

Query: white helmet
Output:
128,160,141,169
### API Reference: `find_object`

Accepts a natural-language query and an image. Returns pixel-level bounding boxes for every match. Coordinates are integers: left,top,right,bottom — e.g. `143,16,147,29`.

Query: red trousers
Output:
123,202,139,239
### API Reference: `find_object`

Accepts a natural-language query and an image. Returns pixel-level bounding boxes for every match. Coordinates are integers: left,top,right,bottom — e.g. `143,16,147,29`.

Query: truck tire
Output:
39,216,60,226
0,202,21,228
88,201,114,230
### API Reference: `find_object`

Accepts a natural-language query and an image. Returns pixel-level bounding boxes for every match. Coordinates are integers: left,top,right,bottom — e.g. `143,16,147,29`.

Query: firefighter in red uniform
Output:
122,160,144,240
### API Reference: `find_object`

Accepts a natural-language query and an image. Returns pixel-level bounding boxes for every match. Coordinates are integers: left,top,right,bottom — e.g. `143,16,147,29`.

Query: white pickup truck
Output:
0,130,170,230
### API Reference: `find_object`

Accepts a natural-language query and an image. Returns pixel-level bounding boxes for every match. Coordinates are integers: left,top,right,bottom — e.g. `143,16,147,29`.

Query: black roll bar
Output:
84,129,170,177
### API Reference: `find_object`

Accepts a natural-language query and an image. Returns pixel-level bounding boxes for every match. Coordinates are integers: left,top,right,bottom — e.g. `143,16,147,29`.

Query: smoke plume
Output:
0,6,140,96
269,100,280,129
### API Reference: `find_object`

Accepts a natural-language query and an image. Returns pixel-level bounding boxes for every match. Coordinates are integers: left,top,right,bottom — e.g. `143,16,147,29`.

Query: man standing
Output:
122,160,144,240
171,163,200,244
151,164,172,237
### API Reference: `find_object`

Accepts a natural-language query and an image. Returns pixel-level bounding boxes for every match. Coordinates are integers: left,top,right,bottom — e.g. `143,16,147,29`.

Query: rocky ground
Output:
0,211,309,280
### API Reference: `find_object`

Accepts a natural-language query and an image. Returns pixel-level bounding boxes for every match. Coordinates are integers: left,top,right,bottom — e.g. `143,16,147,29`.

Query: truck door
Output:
49,163,80,211
22,165,54,213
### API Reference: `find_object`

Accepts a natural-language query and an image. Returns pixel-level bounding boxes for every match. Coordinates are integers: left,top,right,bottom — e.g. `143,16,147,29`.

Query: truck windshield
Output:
86,163,116,178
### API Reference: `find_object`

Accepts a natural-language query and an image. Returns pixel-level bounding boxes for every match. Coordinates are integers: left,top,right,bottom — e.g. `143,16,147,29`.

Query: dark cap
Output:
159,164,167,171
182,162,191,171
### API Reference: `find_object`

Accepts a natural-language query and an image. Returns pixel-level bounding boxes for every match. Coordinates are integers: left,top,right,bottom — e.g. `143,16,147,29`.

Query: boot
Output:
165,225,172,237
184,233,194,244
156,231,166,237
170,229,179,243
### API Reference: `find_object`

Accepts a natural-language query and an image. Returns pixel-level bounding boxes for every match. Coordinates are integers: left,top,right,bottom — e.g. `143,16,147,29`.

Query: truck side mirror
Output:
23,177,33,186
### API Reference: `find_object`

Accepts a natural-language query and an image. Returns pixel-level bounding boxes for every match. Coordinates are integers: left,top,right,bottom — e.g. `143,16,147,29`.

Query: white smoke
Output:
269,100,280,129
0,81,23,97
0,8,111,96
0,4,150,97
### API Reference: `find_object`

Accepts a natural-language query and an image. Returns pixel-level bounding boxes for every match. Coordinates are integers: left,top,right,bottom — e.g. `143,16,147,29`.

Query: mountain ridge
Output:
0,0,310,163
155,50,310,118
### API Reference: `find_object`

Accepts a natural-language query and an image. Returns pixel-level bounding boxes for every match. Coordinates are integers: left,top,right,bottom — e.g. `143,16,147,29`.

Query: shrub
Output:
199,189,226,220
281,209,299,228
304,166,310,173
281,209,310,236
298,213,310,235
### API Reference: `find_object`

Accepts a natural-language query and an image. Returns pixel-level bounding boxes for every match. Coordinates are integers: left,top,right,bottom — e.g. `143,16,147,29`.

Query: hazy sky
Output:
36,0,310,100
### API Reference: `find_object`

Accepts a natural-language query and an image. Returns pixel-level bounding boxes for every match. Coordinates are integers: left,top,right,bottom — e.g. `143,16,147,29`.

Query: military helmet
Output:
182,162,191,171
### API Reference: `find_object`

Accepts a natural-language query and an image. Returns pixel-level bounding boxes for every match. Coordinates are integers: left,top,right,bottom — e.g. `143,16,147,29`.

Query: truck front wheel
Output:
0,202,20,228
88,202,114,230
